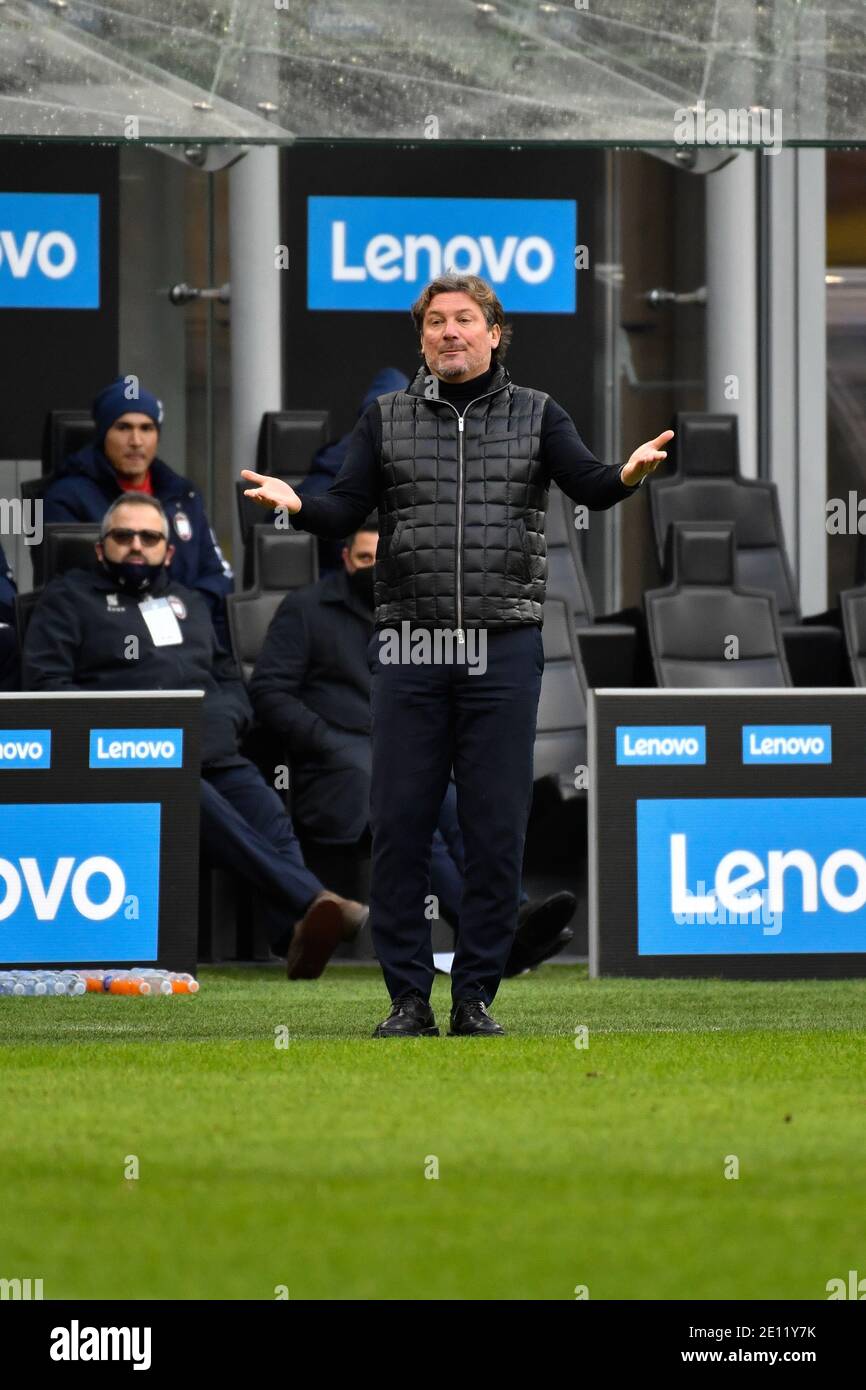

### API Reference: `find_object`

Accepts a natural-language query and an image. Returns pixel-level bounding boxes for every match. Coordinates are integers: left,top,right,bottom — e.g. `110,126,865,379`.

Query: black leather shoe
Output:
448,1000,505,1036
372,993,439,1038
517,891,577,945
504,926,574,977
504,891,577,977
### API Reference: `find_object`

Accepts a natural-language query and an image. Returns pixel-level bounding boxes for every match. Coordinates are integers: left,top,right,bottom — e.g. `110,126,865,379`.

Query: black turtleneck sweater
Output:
291,362,640,539
434,361,498,402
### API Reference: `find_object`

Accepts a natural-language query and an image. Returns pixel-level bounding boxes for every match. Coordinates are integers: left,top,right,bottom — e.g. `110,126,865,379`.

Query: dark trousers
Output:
368,624,544,1006
200,761,324,943
290,740,528,936
290,731,468,909
431,778,528,930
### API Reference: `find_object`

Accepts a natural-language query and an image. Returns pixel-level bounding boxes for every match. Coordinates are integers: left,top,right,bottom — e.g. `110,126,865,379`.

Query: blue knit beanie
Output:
92,376,164,447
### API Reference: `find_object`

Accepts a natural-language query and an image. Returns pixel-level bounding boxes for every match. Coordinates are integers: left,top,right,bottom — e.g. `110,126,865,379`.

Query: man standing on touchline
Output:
243,272,672,1039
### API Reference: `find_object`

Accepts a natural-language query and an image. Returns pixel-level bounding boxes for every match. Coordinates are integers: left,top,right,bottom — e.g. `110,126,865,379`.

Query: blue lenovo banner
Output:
89,728,183,769
0,192,100,309
0,803,160,963
742,725,832,764
307,196,577,312
616,726,706,765
637,797,866,956
0,730,51,769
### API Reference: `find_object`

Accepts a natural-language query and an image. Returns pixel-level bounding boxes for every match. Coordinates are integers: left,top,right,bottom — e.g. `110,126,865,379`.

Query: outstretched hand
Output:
241,469,302,513
621,430,674,486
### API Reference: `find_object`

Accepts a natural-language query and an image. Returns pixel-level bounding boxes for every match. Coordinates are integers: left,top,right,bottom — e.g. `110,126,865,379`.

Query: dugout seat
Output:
236,476,311,588
21,474,52,506
42,409,94,475
648,412,845,684
20,479,64,587
545,484,639,687
839,588,866,686
252,523,318,594
645,521,792,688
227,529,318,681
42,523,101,582
851,533,866,591
648,414,798,614
533,595,589,798
15,524,101,639
256,410,330,476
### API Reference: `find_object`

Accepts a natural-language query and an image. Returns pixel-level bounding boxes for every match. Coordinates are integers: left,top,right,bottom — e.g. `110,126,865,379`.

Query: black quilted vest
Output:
374,362,549,632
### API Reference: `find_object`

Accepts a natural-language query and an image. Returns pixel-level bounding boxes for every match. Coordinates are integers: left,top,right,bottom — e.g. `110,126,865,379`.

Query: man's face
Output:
421,292,501,383
103,413,159,477
96,502,173,570
342,530,378,574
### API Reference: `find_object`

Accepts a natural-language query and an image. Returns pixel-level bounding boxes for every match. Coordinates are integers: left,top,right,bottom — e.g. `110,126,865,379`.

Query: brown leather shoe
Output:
286,891,370,980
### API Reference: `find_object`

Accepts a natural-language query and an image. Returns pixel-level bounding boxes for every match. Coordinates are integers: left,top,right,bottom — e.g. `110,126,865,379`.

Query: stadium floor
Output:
1,965,864,1301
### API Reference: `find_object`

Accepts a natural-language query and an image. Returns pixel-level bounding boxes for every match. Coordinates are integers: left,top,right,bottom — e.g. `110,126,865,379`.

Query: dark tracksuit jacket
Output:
44,446,234,645
20,567,249,767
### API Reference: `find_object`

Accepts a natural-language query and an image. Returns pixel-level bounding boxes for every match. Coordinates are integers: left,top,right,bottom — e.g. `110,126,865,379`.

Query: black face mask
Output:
100,556,165,595
347,565,375,607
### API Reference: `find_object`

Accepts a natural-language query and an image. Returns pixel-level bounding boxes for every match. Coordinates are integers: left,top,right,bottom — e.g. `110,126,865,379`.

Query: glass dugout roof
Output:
0,0,863,145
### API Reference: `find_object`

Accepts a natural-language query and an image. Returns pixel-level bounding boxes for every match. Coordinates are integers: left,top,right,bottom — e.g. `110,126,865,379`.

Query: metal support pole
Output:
794,149,827,613
705,153,759,479
228,145,283,578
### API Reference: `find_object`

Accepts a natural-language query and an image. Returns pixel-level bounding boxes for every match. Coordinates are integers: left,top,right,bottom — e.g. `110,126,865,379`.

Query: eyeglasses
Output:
103,528,166,547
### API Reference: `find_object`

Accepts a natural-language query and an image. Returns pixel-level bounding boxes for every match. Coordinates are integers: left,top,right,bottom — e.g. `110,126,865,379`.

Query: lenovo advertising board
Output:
0,144,118,458
282,144,601,444
0,692,201,973
590,690,866,978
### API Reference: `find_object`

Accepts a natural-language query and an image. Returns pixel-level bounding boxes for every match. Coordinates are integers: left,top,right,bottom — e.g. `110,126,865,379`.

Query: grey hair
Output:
100,492,170,539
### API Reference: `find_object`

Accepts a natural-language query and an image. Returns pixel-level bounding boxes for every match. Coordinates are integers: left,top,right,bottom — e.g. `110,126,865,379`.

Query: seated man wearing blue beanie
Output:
44,376,233,646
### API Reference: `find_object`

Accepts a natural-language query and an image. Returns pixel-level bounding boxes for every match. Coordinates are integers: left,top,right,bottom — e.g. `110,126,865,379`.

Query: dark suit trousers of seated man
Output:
199,762,327,937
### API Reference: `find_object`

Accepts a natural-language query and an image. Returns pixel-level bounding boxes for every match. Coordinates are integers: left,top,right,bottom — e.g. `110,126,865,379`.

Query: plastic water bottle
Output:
131,968,199,995
103,974,166,996
53,972,87,996
14,975,48,996
129,973,179,995
170,978,199,995
32,973,68,996
104,974,137,995
79,971,108,993
116,977,164,996
167,972,200,995
128,974,173,995
102,971,134,993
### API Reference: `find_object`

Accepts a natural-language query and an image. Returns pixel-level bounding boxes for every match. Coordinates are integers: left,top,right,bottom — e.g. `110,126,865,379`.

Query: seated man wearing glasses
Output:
21,493,367,978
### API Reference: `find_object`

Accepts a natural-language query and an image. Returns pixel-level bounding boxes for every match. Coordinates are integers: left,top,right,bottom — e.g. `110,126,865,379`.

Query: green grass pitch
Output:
1,965,864,1301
